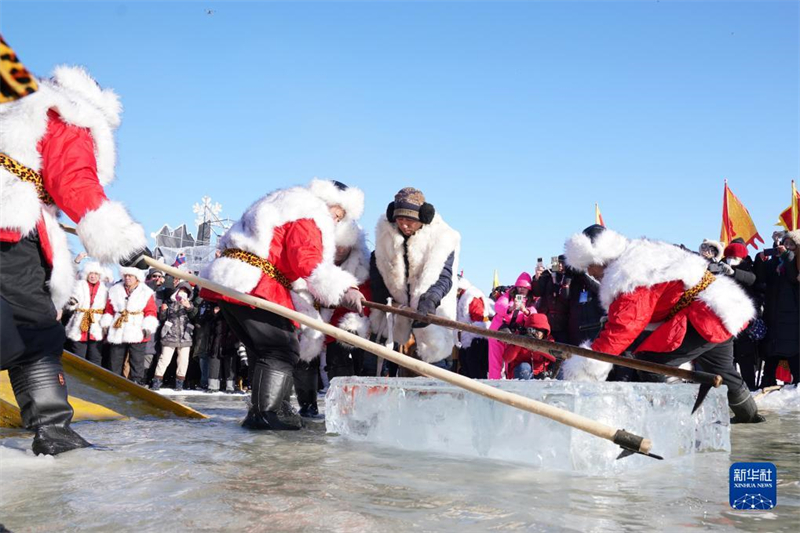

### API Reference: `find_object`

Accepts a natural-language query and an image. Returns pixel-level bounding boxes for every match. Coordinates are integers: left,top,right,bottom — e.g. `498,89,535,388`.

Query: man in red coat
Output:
201,179,366,430
561,225,763,423
0,59,149,454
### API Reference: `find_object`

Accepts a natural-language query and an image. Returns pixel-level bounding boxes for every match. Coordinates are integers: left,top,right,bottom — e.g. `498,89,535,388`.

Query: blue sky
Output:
3,1,798,292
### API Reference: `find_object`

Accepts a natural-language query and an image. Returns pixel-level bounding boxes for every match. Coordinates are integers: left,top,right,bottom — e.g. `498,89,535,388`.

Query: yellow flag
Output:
595,203,605,227
492,269,500,289
720,180,763,248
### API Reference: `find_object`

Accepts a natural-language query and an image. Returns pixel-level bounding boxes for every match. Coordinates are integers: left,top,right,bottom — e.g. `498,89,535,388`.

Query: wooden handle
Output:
365,300,722,388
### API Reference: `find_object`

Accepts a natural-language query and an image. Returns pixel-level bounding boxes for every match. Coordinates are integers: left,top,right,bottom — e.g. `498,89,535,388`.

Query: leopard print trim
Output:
220,248,293,290
0,34,39,103
668,270,716,320
0,153,54,205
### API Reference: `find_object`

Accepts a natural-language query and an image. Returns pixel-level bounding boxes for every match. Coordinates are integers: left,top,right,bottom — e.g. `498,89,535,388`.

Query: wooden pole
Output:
142,257,659,458
365,300,723,388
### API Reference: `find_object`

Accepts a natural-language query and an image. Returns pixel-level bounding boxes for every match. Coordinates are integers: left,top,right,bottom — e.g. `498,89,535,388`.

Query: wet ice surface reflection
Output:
1,389,798,532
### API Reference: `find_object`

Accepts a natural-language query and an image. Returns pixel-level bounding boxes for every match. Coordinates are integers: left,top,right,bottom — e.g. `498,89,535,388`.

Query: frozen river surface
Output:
1,388,798,532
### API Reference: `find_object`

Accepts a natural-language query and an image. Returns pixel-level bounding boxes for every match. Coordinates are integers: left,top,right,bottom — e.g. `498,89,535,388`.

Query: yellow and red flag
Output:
777,180,800,231
720,180,763,249
595,203,605,227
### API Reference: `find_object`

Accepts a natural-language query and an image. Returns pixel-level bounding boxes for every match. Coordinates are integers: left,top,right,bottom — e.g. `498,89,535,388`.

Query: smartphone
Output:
514,294,524,305
762,248,778,257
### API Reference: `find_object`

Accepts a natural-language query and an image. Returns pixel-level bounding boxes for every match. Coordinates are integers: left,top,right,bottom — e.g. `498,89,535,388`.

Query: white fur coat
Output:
64,280,108,342
370,214,461,363
100,282,158,344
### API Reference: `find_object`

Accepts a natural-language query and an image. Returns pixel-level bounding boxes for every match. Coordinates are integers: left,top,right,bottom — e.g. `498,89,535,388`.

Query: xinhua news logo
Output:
729,462,777,510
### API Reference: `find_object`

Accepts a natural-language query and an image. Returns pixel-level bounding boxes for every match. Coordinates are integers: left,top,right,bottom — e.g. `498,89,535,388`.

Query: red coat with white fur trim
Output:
591,239,755,356
100,281,158,344
0,66,147,309
201,186,357,324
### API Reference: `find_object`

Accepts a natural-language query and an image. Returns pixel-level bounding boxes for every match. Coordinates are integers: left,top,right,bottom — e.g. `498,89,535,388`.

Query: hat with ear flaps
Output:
385,187,436,224
564,224,629,273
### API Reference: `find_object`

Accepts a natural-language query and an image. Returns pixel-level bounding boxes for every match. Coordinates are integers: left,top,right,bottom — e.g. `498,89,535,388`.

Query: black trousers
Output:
70,340,103,366
636,324,748,401
1,234,64,371
108,343,148,382
459,338,489,379
208,351,236,382
219,302,298,375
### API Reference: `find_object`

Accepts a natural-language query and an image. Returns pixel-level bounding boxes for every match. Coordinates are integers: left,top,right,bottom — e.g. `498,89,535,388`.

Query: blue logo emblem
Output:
730,462,777,510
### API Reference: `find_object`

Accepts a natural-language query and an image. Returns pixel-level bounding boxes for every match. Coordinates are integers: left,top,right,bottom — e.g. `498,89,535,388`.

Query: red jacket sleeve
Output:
39,110,108,223
468,297,485,322
284,219,325,279
143,295,158,319
591,286,663,356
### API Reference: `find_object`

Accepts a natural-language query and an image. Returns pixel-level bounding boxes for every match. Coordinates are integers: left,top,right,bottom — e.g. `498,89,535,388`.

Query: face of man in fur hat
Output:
328,204,345,224
87,271,100,284
396,216,423,237
123,273,139,289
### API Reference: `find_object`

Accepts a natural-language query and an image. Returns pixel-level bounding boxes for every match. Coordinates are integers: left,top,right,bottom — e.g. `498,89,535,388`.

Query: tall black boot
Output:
729,386,766,424
242,365,303,430
325,342,355,381
293,362,319,417
8,356,92,455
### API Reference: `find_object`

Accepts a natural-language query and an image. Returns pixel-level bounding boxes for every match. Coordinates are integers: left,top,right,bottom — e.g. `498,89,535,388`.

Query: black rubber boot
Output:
242,365,303,430
8,356,92,455
729,387,766,424
293,362,319,417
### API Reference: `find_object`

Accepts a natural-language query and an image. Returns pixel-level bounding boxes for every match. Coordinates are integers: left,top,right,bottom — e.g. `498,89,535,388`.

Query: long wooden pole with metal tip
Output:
363,300,723,388
141,256,662,460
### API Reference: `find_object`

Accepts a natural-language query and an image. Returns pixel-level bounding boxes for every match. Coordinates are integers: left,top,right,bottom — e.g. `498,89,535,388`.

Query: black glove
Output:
412,296,437,329
707,262,723,274
121,247,153,270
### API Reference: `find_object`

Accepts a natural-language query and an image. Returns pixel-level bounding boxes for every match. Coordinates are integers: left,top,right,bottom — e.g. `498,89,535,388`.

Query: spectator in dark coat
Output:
151,281,198,391
758,231,799,387
532,255,570,343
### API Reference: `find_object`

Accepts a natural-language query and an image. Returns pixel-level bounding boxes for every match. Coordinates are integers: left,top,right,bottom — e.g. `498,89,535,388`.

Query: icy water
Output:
1,389,798,532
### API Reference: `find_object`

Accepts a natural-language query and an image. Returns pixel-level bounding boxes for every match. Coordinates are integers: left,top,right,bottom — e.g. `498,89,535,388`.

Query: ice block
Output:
325,377,730,472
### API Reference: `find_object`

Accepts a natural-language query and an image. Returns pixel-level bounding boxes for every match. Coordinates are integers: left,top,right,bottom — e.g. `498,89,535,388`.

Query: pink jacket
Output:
488,291,537,379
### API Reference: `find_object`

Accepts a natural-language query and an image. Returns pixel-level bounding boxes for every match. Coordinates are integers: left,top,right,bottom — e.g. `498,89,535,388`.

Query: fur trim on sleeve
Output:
142,315,159,335
560,341,614,381
305,262,357,307
76,200,147,263
337,312,370,338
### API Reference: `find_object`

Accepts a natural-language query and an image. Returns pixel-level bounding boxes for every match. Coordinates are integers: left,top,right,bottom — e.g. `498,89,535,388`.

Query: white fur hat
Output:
700,239,724,262
80,261,105,280
564,227,629,272
458,276,473,292
119,266,146,282
307,178,365,222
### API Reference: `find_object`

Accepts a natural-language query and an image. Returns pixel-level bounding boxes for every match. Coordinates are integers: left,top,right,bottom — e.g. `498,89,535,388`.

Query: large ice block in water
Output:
325,378,730,472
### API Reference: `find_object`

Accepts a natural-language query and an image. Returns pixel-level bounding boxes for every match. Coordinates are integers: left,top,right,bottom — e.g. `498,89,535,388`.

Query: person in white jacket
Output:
64,261,108,365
